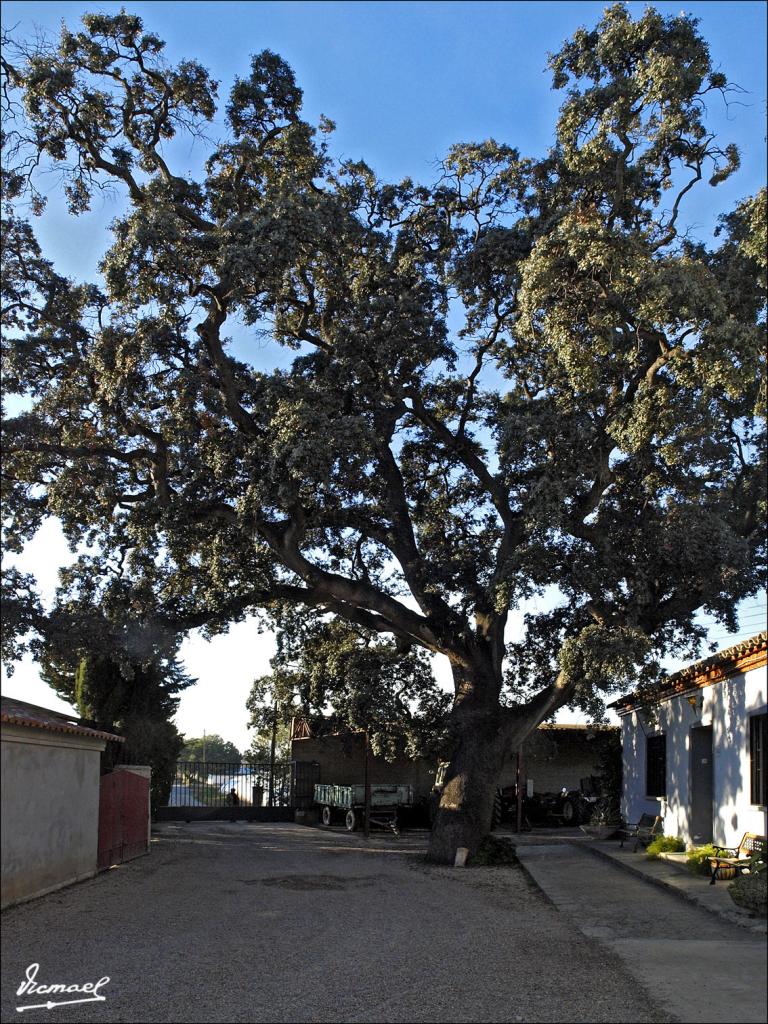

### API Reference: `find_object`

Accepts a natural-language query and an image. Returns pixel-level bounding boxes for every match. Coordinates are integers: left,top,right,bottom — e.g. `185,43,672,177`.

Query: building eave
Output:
0,697,125,743
608,632,767,716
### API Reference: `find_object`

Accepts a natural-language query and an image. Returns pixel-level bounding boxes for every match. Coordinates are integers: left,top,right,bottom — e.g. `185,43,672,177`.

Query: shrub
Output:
588,731,623,826
645,835,685,859
686,844,719,875
728,872,768,916
469,835,519,867
747,848,767,874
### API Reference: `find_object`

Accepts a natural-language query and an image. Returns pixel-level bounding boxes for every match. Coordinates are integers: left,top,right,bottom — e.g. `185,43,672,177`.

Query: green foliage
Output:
0,569,42,669
728,872,768,916
749,848,767,874
45,649,191,726
588,731,623,825
246,612,450,761
179,734,241,764
244,729,291,764
245,661,300,764
559,628,651,707
469,834,519,867
122,716,185,811
646,835,685,858
685,841,766,878
1,6,765,849
686,844,719,875
41,643,192,811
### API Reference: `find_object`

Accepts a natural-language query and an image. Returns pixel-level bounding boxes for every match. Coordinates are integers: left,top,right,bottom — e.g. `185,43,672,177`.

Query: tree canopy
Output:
1,5,765,860
246,611,451,762
42,645,192,808
179,734,242,765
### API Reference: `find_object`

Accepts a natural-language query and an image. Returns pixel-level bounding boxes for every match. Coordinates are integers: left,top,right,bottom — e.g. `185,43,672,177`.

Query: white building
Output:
1,697,124,908
610,633,767,849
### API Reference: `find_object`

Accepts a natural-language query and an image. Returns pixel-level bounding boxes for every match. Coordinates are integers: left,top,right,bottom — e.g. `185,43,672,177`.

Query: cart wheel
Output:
345,809,358,831
321,805,332,826
562,799,576,824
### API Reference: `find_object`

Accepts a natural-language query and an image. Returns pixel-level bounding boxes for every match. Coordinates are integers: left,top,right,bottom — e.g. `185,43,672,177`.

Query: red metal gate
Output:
98,770,149,870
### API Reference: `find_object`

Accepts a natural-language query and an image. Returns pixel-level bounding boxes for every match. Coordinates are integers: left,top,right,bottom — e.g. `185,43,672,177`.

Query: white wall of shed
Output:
1,725,104,908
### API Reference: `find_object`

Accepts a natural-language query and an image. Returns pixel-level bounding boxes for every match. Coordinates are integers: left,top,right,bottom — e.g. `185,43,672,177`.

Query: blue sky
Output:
2,1,766,748
3,1,767,277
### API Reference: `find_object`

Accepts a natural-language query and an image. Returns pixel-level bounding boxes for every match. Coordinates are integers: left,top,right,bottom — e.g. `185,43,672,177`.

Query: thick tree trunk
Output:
426,657,572,864
426,659,510,864
426,716,508,863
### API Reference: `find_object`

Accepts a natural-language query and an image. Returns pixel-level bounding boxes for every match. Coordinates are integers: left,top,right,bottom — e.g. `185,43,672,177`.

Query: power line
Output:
697,615,766,625
708,622,765,630
718,615,767,623
709,624,765,631
708,630,765,638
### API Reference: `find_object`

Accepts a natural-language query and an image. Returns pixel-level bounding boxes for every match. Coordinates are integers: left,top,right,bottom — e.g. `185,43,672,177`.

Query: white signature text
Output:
16,963,110,1012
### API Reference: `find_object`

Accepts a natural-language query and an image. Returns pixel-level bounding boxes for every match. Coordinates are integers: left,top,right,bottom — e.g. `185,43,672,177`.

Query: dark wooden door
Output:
690,726,713,844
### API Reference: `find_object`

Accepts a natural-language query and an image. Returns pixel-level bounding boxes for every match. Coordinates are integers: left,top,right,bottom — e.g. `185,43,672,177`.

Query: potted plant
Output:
645,834,685,858
579,802,622,839
686,844,737,878
579,731,622,839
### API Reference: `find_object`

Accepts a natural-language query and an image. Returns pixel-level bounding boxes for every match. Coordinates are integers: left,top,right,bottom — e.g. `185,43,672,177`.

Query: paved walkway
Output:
587,841,767,934
2,822,671,1024
512,841,767,1024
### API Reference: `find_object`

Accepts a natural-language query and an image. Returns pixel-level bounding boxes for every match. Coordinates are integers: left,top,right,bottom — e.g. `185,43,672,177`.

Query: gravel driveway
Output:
2,822,673,1024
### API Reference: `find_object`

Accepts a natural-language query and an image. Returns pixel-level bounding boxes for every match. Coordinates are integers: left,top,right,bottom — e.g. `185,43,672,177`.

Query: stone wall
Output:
291,733,437,801
293,724,619,802
500,725,619,794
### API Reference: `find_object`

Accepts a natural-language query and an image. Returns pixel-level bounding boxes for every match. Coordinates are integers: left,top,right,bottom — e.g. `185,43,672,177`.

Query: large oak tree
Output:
1,6,765,861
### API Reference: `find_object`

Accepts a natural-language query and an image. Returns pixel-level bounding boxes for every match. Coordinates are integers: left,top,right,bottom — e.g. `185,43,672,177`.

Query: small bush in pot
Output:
645,835,685,859
686,844,720,875
579,801,623,839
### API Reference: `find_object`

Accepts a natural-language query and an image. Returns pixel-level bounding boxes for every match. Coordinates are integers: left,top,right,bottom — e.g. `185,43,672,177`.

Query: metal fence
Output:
168,761,293,808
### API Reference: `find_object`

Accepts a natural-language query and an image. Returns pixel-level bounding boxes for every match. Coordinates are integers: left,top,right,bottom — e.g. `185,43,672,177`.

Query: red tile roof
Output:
0,696,125,743
609,632,767,714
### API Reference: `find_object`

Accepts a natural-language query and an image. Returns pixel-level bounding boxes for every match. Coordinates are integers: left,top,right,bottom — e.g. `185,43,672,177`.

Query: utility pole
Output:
200,729,207,804
268,700,277,807
516,746,525,834
364,729,371,839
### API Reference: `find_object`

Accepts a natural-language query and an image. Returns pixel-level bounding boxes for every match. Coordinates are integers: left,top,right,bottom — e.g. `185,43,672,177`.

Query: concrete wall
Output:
620,664,767,848
1,724,105,909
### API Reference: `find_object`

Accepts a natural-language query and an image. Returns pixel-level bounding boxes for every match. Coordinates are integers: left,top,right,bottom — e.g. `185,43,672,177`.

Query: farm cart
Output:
315,783,413,835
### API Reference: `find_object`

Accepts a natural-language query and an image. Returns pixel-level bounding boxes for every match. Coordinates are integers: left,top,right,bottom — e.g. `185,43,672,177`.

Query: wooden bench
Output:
618,813,663,852
708,832,766,885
